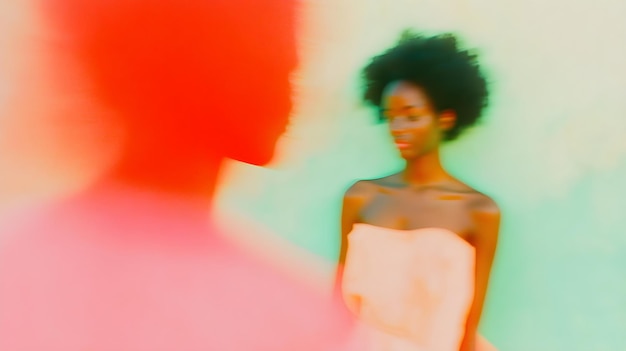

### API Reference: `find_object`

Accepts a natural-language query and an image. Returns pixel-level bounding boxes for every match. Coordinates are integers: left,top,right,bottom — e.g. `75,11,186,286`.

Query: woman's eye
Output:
408,115,420,121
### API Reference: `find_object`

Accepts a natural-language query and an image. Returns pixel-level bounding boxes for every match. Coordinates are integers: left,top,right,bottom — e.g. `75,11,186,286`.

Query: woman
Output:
337,31,500,351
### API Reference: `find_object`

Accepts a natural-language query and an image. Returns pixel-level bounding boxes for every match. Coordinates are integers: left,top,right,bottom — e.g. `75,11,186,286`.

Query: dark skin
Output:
335,80,500,351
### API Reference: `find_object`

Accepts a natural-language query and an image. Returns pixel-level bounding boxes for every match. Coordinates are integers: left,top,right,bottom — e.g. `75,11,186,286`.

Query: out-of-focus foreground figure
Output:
0,0,353,350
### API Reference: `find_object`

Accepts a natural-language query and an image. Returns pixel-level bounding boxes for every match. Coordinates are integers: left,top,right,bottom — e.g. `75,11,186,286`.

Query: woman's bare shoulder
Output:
466,190,500,214
444,179,500,212
344,172,404,198
344,179,376,199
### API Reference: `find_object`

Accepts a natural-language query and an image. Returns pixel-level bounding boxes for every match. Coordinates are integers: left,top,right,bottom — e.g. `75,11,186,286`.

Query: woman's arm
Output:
333,181,370,297
459,198,500,351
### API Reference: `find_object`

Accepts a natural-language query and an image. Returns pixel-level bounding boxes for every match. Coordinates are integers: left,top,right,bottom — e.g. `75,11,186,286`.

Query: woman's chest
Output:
358,189,476,239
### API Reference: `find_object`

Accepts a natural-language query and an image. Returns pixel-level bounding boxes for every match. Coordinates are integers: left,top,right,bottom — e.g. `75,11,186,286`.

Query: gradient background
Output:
1,1,626,350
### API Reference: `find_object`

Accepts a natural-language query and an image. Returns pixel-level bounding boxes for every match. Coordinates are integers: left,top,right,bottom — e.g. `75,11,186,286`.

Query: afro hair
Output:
362,30,489,141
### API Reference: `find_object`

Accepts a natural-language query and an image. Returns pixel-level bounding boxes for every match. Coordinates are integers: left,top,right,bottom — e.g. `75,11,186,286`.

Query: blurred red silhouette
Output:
0,0,353,350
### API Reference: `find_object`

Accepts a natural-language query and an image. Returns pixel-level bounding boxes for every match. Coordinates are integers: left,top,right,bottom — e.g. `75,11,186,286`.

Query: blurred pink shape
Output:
0,184,354,350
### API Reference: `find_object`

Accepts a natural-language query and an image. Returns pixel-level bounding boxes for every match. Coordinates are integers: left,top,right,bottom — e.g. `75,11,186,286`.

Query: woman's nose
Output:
389,117,408,134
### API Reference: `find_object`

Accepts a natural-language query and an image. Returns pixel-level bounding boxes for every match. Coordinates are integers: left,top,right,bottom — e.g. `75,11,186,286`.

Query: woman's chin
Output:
228,147,276,167
398,149,416,160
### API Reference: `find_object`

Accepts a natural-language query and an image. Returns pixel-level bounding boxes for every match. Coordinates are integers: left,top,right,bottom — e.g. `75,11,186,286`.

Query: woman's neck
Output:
101,153,223,209
402,148,451,186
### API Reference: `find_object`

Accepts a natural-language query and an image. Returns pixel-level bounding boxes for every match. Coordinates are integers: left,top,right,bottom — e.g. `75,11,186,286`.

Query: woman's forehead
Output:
382,91,430,110
382,81,430,107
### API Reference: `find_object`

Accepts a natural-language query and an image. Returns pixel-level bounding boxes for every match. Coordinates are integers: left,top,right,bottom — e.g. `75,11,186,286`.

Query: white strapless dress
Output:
341,223,497,351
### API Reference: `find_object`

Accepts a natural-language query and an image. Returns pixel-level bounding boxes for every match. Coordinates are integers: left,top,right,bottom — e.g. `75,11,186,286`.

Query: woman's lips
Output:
395,141,411,149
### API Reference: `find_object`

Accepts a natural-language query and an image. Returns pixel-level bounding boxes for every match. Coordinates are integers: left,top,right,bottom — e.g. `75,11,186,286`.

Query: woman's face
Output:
381,81,450,160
